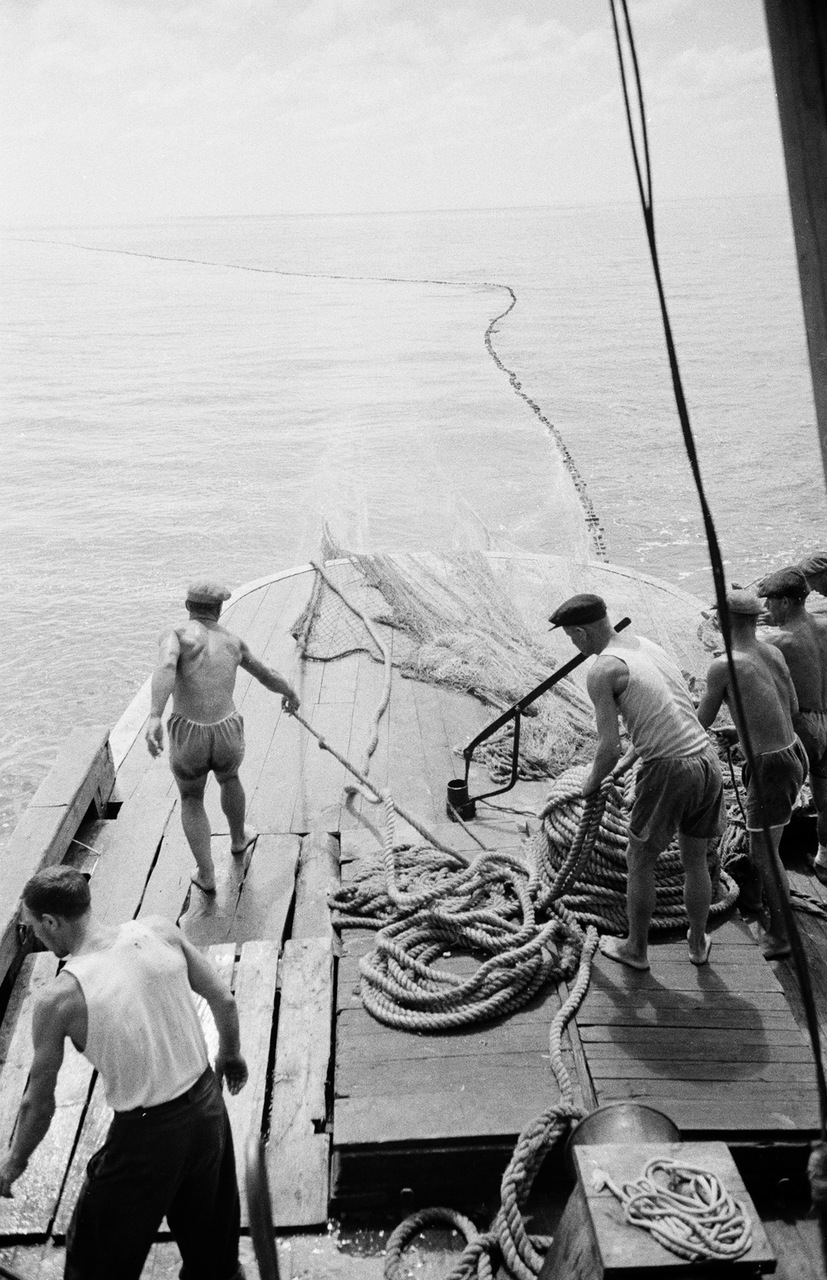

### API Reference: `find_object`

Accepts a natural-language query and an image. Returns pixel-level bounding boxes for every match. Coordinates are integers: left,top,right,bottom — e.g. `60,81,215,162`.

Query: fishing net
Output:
292,536,596,781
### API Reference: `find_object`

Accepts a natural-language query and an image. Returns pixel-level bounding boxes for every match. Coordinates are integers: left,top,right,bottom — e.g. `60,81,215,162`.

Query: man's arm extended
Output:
146,629,181,757
0,988,67,1195
239,643,300,713
156,920,249,1096
696,657,728,730
582,659,624,795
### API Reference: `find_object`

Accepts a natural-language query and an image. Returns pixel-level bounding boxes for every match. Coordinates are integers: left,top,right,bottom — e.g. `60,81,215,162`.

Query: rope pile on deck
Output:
533,765,739,935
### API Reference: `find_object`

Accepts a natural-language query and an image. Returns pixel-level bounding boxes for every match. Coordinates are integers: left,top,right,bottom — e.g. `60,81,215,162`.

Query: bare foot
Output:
190,875,216,895
687,930,712,966
600,936,650,971
231,826,258,857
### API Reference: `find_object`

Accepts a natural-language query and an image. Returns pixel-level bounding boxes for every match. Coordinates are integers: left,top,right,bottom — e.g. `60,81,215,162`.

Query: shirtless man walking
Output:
697,589,807,959
758,565,827,881
549,593,725,971
146,580,300,893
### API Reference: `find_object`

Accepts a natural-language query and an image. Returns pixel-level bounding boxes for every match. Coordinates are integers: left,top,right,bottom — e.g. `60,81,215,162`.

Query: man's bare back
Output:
165,620,245,723
700,639,797,755
767,614,827,713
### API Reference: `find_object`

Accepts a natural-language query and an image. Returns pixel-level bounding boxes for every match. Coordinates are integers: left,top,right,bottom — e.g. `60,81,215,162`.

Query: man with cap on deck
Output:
758,565,827,881
697,589,807,959
146,579,300,894
549,593,725,970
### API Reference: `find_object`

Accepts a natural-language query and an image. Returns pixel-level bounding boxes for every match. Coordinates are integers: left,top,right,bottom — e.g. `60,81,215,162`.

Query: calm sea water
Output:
1,198,822,841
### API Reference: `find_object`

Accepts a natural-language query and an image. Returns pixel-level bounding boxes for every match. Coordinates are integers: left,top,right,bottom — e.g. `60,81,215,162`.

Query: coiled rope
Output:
532,765,739,934
384,929,599,1280
592,1157,752,1263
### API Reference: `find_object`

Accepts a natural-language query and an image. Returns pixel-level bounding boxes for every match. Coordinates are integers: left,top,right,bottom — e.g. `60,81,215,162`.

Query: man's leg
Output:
679,834,712,964
218,774,256,855
177,775,216,891
167,1081,244,1280
750,825,791,959
809,774,827,873
601,835,659,970
65,1121,181,1280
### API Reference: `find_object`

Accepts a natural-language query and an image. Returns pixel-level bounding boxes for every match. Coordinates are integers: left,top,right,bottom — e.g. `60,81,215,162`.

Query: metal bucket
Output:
564,1102,680,1176
446,778,476,822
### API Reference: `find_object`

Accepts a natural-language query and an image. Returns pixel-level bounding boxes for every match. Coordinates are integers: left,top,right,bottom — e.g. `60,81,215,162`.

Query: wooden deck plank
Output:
231,834,301,944
52,1077,112,1239
290,701,355,834
0,728,114,984
340,644,393,830
250,662,323,836
136,818,195,924
384,671,440,828
266,938,333,1227
225,941,279,1229
87,759,177,925
292,834,339,942
333,1083,571,1146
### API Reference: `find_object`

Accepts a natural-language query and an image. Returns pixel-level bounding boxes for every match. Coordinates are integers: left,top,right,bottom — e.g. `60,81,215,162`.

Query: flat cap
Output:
757,566,809,600
725,589,762,616
186,579,232,605
548,593,608,629
800,551,827,578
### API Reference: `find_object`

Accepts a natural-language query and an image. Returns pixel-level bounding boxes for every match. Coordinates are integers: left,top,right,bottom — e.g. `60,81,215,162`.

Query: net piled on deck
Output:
292,543,596,780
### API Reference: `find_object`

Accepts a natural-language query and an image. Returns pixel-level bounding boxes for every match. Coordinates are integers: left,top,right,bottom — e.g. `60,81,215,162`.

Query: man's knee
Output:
176,774,208,800
626,835,664,871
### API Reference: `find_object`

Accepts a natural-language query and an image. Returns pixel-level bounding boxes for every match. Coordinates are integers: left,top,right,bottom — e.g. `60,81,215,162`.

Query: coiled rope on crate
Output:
593,1157,752,1263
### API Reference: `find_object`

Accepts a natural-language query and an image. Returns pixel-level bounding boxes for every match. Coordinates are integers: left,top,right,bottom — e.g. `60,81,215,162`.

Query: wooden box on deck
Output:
538,1141,776,1279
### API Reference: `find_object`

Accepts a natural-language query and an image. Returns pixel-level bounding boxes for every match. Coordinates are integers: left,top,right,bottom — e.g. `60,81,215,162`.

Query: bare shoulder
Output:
35,969,83,1031
760,639,791,672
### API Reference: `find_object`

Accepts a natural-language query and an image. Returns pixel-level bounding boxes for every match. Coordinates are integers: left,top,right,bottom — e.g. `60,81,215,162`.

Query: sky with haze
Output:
1,0,786,227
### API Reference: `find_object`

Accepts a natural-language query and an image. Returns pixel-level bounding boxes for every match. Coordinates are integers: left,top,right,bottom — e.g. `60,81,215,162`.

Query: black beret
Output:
757,566,809,601
548,593,608,629
800,552,827,578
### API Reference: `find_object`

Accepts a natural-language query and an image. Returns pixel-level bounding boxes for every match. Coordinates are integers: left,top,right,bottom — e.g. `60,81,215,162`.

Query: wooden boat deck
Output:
1,553,826,1277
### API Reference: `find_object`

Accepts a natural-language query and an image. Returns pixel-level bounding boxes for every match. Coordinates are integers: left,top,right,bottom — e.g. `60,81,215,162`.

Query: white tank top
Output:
63,920,208,1111
601,635,708,761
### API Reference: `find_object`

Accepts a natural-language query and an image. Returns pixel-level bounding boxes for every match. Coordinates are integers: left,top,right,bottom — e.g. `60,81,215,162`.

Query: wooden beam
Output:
764,0,827,489
0,728,114,985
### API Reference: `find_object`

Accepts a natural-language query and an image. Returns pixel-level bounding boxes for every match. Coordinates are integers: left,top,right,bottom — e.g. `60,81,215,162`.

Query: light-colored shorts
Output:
630,746,726,851
794,709,827,779
168,712,245,783
742,737,808,831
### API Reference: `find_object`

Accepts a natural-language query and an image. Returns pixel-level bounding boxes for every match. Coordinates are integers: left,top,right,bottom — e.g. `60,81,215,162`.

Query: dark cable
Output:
609,0,827,1133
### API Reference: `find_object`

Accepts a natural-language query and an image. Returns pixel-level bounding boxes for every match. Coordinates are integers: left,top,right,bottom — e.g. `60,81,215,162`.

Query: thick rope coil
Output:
594,1157,752,1263
532,765,739,934
384,930,599,1280
334,784,587,1031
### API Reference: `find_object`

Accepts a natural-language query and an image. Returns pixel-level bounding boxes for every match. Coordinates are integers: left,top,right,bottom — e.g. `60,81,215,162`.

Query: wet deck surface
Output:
2,554,827,1277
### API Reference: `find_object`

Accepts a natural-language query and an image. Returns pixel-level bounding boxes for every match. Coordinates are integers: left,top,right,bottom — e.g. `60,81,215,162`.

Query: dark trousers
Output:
65,1068,243,1280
